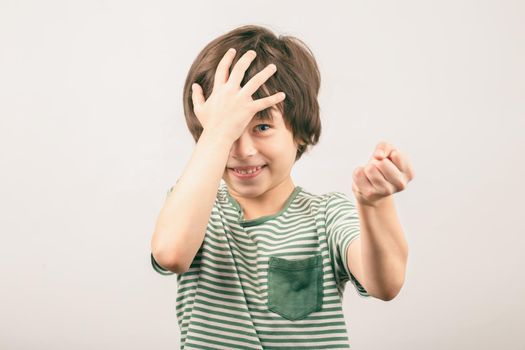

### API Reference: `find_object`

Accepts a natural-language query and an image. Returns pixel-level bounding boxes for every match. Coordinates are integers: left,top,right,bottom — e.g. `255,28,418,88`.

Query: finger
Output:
213,48,237,91
191,83,205,110
390,149,416,180
374,141,394,159
363,162,396,195
241,63,278,97
227,50,257,88
251,91,286,113
370,157,406,190
352,166,374,195
385,149,404,172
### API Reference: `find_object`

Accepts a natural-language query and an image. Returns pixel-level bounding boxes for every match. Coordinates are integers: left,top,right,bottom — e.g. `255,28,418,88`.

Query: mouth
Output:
227,165,267,179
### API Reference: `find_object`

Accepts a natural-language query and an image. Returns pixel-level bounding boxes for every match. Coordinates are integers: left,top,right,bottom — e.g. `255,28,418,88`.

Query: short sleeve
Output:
325,192,371,298
151,252,176,275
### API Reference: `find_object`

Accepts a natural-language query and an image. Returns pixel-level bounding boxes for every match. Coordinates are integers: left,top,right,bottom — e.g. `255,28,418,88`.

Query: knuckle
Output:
223,82,235,92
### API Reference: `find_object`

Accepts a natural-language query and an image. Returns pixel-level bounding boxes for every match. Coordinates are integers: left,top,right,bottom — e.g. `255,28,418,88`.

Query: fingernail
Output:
376,150,384,157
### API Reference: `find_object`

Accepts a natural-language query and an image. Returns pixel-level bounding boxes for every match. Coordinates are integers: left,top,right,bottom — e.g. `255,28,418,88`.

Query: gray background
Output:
1,0,524,349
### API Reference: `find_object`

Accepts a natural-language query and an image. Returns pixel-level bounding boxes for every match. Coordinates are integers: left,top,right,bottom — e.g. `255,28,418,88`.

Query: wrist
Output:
200,129,235,147
354,193,394,209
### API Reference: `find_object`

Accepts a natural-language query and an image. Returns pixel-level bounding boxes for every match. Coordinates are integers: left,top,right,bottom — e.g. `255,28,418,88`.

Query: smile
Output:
228,165,267,179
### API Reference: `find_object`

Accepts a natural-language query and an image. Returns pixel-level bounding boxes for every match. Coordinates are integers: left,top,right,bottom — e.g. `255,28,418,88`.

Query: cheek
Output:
260,133,297,164
268,135,295,152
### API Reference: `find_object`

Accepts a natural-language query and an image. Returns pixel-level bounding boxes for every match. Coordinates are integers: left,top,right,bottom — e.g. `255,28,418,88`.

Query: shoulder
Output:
297,187,345,201
295,189,356,220
323,191,359,222
325,190,355,208
293,187,338,211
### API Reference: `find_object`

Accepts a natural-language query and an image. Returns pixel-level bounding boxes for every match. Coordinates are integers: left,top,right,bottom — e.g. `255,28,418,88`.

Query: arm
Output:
150,129,233,274
151,48,286,274
348,196,408,301
348,141,414,301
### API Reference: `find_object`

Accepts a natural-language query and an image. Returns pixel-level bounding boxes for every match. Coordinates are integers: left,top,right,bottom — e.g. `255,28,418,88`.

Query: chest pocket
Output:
266,254,324,321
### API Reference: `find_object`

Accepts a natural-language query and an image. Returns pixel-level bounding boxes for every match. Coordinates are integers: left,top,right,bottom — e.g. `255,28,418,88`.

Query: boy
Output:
150,24,413,349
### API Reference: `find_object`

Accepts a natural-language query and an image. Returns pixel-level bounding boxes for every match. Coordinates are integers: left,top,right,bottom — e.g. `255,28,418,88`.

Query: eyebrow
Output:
254,105,280,122
253,113,274,122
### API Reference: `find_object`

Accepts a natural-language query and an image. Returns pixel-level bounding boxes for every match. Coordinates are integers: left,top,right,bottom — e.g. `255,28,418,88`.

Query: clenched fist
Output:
352,141,415,207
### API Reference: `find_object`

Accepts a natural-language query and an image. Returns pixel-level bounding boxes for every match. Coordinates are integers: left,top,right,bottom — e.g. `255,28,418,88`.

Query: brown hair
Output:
182,24,322,162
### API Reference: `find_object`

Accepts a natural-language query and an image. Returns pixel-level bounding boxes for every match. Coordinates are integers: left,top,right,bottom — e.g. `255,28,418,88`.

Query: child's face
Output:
223,107,299,197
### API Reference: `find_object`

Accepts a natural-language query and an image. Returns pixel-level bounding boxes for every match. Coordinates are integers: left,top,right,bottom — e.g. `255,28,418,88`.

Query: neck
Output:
229,178,296,220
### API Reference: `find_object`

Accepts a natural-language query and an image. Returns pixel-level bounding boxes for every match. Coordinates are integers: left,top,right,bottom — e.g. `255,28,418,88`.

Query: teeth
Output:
234,166,262,174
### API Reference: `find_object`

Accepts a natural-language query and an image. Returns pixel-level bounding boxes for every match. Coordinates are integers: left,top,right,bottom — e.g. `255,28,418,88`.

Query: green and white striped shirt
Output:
151,181,371,349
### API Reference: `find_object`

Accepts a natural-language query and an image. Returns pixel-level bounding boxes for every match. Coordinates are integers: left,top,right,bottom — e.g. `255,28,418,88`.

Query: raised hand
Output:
191,48,286,142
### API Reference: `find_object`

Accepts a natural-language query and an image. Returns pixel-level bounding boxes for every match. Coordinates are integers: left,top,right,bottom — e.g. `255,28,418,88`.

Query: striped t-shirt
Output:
151,181,371,349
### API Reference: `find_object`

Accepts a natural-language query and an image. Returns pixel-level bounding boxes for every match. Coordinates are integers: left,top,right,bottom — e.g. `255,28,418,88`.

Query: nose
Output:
230,131,257,159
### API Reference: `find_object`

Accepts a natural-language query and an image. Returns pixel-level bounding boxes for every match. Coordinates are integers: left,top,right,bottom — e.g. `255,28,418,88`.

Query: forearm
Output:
151,129,234,272
357,195,409,300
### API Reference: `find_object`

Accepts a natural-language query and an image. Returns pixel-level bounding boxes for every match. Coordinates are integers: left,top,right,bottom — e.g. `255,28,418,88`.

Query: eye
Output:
255,124,271,133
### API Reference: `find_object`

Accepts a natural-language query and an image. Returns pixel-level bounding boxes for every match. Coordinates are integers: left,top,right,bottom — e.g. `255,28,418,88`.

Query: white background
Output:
1,0,524,349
